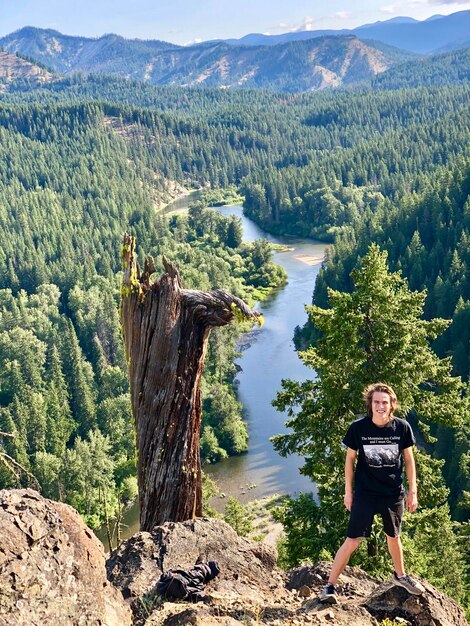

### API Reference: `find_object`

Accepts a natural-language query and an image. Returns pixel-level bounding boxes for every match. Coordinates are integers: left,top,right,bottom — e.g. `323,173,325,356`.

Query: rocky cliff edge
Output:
0,489,467,626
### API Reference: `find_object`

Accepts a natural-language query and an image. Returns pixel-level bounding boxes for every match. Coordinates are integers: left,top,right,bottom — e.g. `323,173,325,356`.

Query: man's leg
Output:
328,537,362,584
381,496,424,593
386,533,425,594
320,537,362,603
386,534,405,577
328,495,374,584
381,497,405,576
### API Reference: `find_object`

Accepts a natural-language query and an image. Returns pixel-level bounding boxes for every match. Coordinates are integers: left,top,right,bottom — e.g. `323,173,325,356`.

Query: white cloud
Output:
289,10,358,32
382,0,470,10
183,37,202,46
267,21,298,33
268,16,321,33
380,4,398,13
293,16,318,31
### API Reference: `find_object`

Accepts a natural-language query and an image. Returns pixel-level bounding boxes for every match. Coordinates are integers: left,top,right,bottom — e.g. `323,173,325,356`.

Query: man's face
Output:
371,391,392,421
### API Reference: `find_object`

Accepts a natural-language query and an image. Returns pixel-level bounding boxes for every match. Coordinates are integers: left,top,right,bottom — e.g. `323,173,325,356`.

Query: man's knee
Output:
386,534,401,544
344,537,362,552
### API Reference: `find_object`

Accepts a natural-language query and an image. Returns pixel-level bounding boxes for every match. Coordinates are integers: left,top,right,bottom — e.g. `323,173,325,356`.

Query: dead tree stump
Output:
120,234,261,531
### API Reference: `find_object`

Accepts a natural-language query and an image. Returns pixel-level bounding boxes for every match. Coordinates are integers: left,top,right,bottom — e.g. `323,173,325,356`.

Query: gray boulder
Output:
106,517,282,603
0,489,132,626
365,578,469,626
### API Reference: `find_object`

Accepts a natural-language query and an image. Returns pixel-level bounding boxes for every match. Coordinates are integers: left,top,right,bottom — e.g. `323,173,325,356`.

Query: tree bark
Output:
120,234,260,531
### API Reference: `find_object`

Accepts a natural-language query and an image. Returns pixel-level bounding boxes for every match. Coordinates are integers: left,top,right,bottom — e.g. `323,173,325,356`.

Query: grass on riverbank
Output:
220,493,286,547
162,185,243,217
246,495,286,546
200,186,244,207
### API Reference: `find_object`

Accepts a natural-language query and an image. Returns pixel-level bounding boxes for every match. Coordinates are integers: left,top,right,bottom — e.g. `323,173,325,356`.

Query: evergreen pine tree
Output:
44,344,74,456
59,320,96,437
272,244,467,598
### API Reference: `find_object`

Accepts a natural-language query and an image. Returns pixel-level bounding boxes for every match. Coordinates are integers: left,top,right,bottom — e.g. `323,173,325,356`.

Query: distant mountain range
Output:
222,10,470,55
0,10,469,93
0,27,174,75
0,29,414,91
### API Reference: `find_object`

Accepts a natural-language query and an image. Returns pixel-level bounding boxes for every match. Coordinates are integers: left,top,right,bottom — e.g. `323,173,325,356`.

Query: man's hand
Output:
344,492,353,511
406,491,418,512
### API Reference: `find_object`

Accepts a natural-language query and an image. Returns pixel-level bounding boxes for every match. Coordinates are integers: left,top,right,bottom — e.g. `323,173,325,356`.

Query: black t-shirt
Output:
343,416,416,498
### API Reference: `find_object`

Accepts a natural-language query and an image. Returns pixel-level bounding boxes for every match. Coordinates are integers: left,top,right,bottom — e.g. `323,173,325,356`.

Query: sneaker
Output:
393,572,425,595
320,584,338,604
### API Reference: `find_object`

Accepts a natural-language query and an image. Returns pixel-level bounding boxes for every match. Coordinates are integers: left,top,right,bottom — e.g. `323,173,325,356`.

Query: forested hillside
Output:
0,74,468,593
0,99,286,528
0,50,55,92
372,45,470,89
302,159,470,522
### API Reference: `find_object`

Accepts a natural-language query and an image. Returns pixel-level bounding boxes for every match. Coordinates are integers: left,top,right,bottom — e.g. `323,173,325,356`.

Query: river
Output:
206,205,324,506
98,198,324,544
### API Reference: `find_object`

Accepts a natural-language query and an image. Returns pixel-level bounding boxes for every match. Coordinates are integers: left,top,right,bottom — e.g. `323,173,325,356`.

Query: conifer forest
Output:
0,51,469,611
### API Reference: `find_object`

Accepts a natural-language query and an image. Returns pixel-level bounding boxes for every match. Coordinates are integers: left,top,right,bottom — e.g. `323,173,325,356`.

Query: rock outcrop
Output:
106,517,279,600
365,580,469,626
289,563,469,626
0,489,132,626
0,490,467,626
107,517,469,626
0,50,55,92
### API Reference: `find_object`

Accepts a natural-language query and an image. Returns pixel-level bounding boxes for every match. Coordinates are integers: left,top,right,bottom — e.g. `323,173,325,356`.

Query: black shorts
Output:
346,494,404,538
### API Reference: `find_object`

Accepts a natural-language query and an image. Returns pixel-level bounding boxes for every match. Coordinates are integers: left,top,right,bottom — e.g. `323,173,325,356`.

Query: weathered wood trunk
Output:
120,234,260,531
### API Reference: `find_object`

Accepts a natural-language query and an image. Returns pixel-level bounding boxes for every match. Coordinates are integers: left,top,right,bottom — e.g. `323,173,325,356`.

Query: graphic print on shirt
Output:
363,443,399,468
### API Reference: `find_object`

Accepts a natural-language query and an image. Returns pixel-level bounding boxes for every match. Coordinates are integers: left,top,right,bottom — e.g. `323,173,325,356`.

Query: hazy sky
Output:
1,0,470,45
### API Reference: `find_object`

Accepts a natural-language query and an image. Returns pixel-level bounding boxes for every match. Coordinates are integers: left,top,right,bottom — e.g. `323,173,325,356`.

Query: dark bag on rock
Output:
157,561,220,601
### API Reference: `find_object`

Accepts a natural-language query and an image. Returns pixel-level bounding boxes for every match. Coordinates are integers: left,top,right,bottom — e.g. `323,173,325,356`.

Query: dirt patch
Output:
294,253,324,266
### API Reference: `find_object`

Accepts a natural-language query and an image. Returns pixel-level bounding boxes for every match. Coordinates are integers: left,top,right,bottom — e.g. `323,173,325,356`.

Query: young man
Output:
321,383,425,603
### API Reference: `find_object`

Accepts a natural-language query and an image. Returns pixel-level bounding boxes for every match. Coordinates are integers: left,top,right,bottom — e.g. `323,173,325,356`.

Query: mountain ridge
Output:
0,26,177,74
0,29,414,92
2,20,470,94
2,9,469,58
223,10,470,54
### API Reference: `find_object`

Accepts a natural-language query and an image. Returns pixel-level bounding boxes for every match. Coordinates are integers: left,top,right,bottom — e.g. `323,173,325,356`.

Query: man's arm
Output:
403,446,418,512
344,447,357,511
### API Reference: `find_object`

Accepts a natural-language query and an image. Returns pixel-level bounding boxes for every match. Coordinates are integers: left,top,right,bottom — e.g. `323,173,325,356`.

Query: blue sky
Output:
1,0,470,44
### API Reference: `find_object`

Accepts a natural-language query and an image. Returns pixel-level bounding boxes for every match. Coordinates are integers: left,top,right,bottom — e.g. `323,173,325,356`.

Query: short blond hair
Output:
363,383,399,418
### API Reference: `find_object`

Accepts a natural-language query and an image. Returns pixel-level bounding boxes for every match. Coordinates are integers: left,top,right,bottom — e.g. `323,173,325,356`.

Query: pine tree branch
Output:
0,451,41,490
